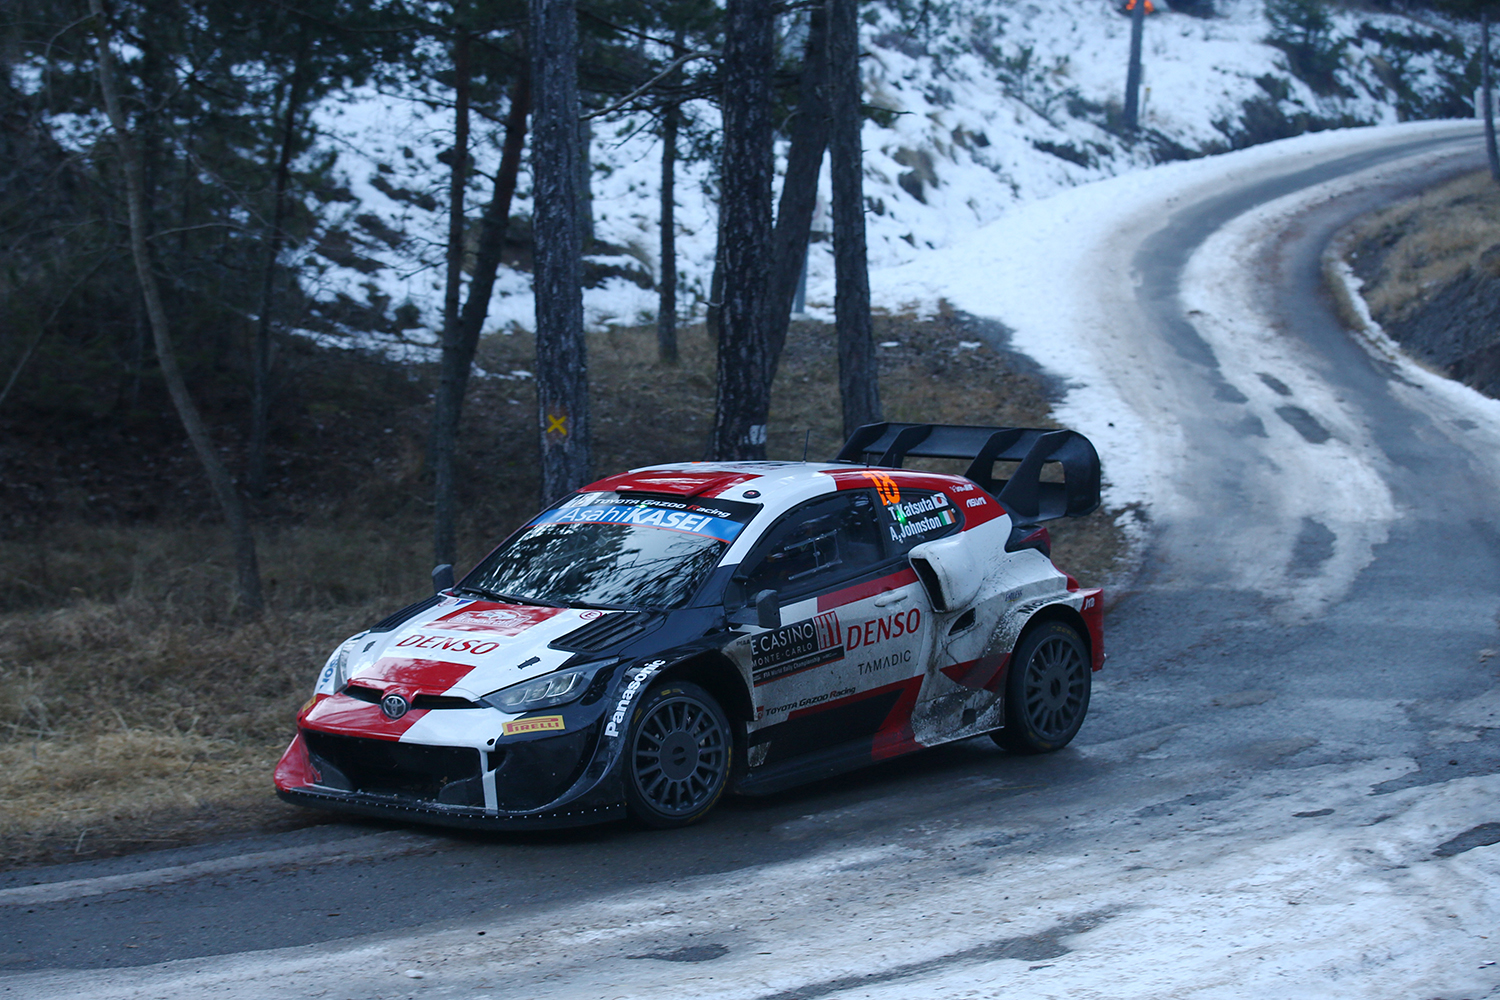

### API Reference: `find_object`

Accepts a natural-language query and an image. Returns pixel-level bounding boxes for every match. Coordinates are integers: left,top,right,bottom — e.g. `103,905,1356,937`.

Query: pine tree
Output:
829,0,880,438
530,0,591,498
710,0,775,460
765,4,830,385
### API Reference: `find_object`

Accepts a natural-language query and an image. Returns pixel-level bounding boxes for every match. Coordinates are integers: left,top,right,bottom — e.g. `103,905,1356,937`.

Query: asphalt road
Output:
4,127,1499,999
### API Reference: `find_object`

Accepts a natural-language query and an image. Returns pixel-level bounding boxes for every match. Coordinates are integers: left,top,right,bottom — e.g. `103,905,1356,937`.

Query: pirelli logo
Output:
751,612,844,686
502,715,565,736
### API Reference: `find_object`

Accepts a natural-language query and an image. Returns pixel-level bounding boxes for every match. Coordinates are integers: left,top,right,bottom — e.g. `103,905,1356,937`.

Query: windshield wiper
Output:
456,585,564,608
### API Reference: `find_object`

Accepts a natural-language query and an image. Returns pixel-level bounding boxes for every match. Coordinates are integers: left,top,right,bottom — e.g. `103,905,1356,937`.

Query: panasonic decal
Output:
604,659,667,738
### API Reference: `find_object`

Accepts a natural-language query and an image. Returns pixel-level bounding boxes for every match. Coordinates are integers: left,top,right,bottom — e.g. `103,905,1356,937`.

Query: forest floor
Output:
0,310,1128,870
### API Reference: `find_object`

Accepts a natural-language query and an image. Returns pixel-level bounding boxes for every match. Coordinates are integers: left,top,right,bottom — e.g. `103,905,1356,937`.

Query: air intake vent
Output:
343,684,382,703
368,594,443,633
550,612,662,653
411,694,481,710
303,730,482,802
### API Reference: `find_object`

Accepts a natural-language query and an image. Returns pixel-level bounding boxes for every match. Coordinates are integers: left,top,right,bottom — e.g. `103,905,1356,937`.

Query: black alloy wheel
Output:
624,681,733,828
992,620,1091,754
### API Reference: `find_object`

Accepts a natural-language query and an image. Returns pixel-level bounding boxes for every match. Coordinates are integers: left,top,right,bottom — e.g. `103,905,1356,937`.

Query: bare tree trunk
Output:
828,0,879,439
1123,0,1146,133
433,28,473,567
710,0,774,461
433,63,531,565
91,0,263,615
530,0,590,500
458,71,531,351
249,44,308,499
706,215,725,341
765,4,830,385
657,99,680,364
578,117,595,252
1485,13,1499,184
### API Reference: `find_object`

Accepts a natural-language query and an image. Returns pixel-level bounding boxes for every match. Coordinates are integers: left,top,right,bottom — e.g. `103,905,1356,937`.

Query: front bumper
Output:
273,724,627,830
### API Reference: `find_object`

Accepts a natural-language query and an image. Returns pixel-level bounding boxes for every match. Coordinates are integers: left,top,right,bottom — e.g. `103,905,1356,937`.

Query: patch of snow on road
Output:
13,758,1498,1000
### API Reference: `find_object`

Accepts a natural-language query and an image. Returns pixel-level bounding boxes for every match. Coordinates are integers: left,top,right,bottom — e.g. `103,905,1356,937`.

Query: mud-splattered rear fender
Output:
986,589,1104,673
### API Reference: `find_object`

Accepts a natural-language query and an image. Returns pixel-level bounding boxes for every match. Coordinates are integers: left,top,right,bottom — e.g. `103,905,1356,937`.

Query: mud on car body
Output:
274,423,1105,829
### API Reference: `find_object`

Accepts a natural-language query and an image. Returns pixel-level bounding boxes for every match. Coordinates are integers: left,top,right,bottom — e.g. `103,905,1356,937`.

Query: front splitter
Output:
276,786,627,831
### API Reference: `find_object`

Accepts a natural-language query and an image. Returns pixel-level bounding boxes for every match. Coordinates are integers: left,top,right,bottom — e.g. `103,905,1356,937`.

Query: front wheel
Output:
992,620,1091,754
623,680,733,829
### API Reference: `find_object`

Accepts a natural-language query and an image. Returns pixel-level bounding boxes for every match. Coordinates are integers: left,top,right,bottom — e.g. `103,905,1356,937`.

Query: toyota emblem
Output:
380,693,410,720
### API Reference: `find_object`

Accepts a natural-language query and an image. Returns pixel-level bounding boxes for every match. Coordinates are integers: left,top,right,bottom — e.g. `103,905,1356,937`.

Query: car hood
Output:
347,597,618,701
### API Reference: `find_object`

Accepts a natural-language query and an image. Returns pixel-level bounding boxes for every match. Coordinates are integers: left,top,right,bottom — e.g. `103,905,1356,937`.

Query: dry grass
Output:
0,524,434,619
0,312,1128,869
1348,170,1500,322
0,600,382,866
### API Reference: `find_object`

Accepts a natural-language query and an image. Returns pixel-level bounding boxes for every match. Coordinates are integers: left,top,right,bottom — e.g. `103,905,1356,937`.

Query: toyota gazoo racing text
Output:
274,423,1105,829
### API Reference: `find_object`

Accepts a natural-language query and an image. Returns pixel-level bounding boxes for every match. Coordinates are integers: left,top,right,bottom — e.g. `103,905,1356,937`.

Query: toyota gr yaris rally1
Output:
274,423,1104,829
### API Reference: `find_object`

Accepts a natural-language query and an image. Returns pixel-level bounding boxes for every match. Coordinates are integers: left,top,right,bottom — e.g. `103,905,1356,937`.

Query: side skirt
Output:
732,736,890,796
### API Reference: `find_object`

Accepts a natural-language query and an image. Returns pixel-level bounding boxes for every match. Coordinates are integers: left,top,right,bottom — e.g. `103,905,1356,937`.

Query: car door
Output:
729,489,934,766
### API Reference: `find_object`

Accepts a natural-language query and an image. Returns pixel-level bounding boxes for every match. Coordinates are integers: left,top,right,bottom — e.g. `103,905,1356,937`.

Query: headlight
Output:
481,660,614,713
316,633,367,695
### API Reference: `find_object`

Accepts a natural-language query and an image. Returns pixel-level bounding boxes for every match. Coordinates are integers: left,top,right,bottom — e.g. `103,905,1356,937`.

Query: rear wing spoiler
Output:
834,422,1101,524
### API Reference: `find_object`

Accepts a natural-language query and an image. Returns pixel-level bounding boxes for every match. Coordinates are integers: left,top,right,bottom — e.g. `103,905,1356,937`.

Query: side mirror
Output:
753,589,781,629
432,563,455,593
727,587,781,629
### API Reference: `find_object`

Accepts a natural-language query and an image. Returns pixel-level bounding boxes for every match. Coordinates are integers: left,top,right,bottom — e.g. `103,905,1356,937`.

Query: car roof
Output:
582,461,980,507
578,461,1008,567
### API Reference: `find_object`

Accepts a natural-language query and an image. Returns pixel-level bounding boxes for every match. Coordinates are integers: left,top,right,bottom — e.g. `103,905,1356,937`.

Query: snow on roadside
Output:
291,0,1476,344
866,120,1480,537
1326,234,1500,489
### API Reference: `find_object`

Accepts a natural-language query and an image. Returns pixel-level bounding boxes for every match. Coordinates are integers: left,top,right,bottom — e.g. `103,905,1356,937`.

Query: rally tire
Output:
992,620,1091,754
623,681,733,829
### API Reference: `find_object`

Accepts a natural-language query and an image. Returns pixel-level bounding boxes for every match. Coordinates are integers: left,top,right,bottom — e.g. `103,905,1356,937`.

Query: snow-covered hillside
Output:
303,0,1477,356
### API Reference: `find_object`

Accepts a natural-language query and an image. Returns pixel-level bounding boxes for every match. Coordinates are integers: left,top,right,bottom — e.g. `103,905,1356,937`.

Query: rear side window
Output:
878,488,963,555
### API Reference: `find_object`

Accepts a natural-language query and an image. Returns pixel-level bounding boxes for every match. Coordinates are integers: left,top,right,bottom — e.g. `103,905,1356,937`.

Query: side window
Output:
740,491,885,599
878,488,964,555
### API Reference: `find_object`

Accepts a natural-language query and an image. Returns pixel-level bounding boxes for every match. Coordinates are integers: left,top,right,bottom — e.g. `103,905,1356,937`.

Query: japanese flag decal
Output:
604,659,668,738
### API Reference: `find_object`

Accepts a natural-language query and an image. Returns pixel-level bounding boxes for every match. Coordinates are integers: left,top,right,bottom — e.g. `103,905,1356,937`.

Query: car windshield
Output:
462,491,761,609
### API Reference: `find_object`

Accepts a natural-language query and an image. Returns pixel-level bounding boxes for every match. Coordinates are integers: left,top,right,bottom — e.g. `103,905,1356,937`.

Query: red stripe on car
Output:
786,676,919,723
940,651,1010,691
583,469,760,496
817,567,919,612
1078,588,1105,671
353,655,477,693
871,677,926,760
821,468,1006,530
301,691,427,740
272,732,319,790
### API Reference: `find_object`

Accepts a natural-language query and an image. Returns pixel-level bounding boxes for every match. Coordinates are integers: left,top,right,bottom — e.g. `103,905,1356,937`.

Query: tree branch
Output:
582,49,715,121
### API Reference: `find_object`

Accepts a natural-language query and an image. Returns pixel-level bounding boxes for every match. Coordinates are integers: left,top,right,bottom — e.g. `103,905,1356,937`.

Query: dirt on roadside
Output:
1344,170,1500,398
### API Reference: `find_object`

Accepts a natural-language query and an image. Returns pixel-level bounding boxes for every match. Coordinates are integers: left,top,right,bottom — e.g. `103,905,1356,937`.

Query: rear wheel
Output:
992,620,1091,754
624,681,732,828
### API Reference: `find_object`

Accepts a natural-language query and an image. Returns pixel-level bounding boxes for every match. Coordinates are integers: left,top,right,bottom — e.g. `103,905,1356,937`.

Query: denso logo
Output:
844,608,921,651
394,634,502,655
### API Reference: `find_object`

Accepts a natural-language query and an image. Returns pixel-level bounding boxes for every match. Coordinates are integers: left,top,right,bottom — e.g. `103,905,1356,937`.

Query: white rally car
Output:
275,423,1104,829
